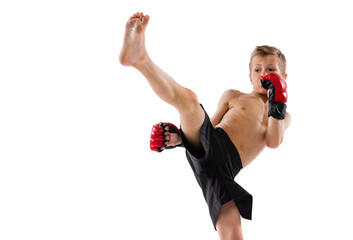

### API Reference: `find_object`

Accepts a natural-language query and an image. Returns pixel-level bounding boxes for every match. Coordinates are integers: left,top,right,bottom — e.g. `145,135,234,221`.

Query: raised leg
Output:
216,201,244,240
119,12,204,151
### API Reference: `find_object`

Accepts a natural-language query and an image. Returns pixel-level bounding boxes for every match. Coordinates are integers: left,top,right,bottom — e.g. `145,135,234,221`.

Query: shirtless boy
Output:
119,12,291,240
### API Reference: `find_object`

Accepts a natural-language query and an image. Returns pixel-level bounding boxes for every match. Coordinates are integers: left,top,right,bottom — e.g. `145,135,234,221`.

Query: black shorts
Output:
180,104,253,230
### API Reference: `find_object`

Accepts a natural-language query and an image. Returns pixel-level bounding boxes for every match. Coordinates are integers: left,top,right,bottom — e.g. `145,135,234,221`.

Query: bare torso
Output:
215,90,269,167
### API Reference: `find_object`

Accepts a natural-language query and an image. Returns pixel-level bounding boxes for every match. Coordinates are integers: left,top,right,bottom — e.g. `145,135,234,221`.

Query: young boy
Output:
120,12,291,240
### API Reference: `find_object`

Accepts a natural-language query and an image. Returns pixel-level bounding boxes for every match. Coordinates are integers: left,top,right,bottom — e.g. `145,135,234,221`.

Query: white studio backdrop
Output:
0,0,352,239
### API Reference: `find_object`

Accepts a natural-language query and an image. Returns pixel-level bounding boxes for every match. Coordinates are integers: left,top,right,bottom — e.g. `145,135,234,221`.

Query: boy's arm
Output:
266,112,291,148
150,122,183,152
261,73,290,148
211,90,241,127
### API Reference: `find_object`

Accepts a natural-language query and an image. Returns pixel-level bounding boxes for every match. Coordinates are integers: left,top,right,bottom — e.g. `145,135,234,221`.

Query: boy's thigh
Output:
177,97,205,152
216,200,243,240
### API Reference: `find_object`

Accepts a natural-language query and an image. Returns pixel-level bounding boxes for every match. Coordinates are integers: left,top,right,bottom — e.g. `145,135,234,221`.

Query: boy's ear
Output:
282,73,288,80
249,73,253,85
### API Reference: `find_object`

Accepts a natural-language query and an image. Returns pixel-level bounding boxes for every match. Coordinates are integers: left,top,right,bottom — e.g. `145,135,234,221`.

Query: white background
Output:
1,0,352,239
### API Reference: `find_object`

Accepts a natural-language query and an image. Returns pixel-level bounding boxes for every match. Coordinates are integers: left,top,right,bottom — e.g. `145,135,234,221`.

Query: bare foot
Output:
119,12,150,67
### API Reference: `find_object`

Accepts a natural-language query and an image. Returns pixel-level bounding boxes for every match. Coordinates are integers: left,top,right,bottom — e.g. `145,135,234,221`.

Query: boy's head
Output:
249,45,286,74
249,45,287,94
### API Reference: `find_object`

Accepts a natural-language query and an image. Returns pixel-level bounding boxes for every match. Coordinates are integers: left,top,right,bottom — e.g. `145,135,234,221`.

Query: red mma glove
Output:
261,73,288,120
150,122,183,152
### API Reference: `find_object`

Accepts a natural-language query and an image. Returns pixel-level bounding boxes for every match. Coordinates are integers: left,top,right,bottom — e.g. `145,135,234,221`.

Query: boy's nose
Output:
261,70,269,77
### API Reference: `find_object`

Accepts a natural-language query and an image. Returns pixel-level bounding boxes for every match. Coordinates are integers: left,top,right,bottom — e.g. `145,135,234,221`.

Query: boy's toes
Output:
142,15,150,26
129,12,149,28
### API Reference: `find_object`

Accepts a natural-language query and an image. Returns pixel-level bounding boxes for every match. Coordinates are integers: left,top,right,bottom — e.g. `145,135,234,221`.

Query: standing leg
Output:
119,12,204,151
216,201,244,240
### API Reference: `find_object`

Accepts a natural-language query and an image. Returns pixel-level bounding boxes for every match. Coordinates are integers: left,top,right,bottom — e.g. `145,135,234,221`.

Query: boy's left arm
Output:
266,113,291,148
261,73,291,149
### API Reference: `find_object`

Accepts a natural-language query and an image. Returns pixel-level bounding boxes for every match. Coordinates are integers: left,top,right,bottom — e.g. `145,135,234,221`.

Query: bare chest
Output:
229,96,268,127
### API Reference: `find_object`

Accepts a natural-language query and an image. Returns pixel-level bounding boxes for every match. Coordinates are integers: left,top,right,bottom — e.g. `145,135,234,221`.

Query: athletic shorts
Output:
179,104,253,230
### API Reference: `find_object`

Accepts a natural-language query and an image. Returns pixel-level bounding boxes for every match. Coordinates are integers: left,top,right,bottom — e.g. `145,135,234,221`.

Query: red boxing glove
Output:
261,73,288,102
261,73,288,120
150,122,182,152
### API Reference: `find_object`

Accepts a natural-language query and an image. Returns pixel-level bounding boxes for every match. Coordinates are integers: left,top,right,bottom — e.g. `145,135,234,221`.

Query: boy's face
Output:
249,55,287,95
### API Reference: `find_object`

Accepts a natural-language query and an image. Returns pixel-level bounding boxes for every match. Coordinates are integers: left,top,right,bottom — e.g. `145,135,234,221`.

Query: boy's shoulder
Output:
222,89,245,100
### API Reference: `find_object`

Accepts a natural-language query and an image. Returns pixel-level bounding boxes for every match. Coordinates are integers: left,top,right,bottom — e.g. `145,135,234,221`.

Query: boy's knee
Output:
174,87,199,112
216,226,243,240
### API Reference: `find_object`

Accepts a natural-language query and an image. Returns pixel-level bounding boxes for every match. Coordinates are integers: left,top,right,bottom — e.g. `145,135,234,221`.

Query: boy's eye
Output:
255,69,261,72
268,68,274,72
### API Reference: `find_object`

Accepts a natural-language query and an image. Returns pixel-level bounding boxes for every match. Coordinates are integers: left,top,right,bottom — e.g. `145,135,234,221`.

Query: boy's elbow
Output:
266,142,280,149
266,137,283,149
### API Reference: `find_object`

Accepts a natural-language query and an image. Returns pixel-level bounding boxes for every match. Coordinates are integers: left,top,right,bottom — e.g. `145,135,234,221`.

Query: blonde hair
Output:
249,45,287,74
